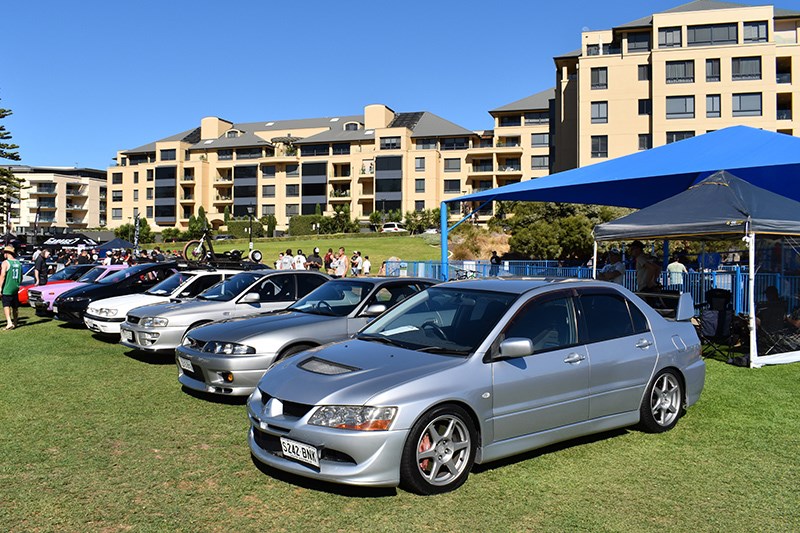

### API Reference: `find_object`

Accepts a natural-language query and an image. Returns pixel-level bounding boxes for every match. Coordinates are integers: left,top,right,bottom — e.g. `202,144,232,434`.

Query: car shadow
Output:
91,333,121,344
181,386,248,406
15,317,52,327
250,454,397,498
471,428,629,475
122,349,175,365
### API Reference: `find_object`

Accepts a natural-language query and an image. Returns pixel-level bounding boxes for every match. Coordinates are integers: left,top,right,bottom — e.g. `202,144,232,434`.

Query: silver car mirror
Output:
239,292,261,304
498,337,534,359
361,303,387,317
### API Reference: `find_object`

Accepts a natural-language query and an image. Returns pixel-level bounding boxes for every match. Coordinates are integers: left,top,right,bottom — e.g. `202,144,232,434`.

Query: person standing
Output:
323,248,334,274
305,247,323,271
294,249,307,270
0,245,23,330
351,250,363,277
489,251,501,277
281,249,294,270
362,255,372,277
596,249,625,285
628,240,661,292
331,247,348,278
667,256,688,290
77,249,91,264
34,248,50,286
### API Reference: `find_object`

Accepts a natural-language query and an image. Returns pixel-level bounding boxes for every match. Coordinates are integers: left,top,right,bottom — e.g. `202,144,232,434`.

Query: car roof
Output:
438,277,620,295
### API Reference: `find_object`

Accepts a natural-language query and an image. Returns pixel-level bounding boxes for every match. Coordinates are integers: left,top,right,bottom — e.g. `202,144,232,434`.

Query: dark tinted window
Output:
503,296,576,353
579,293,636,343
256,275,295,302
296,273,328,297
182,274,223,297
629,300,650,334
365,283,422,310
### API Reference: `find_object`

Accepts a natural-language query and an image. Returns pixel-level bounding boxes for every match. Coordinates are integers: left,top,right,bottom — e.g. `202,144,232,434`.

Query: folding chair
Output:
756,300,800,355
698,288,734,359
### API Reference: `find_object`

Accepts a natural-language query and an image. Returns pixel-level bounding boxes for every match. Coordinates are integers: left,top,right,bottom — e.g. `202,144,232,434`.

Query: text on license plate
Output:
178,356,194,372
280,437,320,467
122,329,133,341
52,306,58,314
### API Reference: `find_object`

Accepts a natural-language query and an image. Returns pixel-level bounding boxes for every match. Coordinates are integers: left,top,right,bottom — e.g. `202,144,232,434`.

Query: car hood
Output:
189,310,339,342
128,299,222,319
91,294,165,313
36,281,86,299
259,339,466,406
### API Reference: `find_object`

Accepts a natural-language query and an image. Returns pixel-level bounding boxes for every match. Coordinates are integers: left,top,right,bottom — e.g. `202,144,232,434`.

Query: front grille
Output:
127,315,140,324
258,390,314,419
252,427,355,465
181,363,204,382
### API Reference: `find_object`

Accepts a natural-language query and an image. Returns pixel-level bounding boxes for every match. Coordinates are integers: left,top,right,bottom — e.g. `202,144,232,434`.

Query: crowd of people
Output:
273,247,373,278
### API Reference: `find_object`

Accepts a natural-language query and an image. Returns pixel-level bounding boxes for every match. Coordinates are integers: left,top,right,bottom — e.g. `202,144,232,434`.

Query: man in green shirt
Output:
0,245,22,329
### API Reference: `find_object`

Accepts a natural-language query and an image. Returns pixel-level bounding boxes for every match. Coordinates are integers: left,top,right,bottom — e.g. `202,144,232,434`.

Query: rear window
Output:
579,293,642,343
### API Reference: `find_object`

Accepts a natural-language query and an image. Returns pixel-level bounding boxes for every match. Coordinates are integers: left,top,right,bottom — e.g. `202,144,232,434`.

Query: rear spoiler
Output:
635,291,695,321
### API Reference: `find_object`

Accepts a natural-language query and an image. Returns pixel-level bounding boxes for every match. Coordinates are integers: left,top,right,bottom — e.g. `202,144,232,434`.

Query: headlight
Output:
308,406,397,431
88,307,117,317
140,317,169,328
63,296,89,303
202,341,256,355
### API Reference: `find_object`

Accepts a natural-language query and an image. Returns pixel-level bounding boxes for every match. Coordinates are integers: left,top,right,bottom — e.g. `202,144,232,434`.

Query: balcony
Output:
498,164,522,173
360,161,375,176
330,189,351,200
34,185,57,195
66,187,87,197
214,195,232,202
66,217,86,225
180,195,194,202
37,201,56,210
66,204,88,211
214,176,233,183
182,175,195,181
469,164,494,175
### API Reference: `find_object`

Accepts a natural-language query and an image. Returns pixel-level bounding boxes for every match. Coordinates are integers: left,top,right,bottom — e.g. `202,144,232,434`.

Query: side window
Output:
183,274,222,298
258,275,294,302
629,300,650,334
365,283,420,310
578,293,636,343
502,297,576,353
296,274,327,297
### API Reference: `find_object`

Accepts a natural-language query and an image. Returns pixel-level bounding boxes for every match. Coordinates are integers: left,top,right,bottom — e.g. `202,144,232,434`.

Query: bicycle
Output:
183,223,263,264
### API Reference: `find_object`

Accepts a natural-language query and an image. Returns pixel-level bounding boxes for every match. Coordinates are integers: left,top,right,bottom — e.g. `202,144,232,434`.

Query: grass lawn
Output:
1,307,799,532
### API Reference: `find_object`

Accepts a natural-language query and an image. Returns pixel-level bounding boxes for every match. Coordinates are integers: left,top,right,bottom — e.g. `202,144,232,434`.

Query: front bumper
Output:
120,323,186,352
55,301,89,324
246,388,406,487
84,314,125,335
175,345,279,396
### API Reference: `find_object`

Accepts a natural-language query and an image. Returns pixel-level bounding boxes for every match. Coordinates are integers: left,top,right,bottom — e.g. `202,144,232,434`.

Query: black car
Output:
54,262,179,325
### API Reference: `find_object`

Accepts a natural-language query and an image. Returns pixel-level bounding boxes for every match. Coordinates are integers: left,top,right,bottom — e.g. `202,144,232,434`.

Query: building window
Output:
666,96,695,119
286,184,300,197
415,200,425,212
262,204,276,216
732,93,762,116
587,44,600,56
706,59,721,82
133,171,139,184
262,165,276,178
112,208,122,220
666,131,695,144
415,179,425,193
415,138,436,150
380,136,401,150
628,32,651,52
112,190,123,202
591,136,608,158
146,188,153,200
658,27,682,48
285,204,299,217
441,137,468,150
531,155,549,169
524,111,549,125
218,149,233,160
146,169,153,181
666,60,694,83
415,157,425,171
732,57,762,80
237,148,262,159
133,190,139,201
133,207,139,218
112,173,122,184
638,134,652,150
707,94,721,118
332,143,350,155
286,164,299,177
262,184,275,197
638,64,651,81
499,116,521,127
743,21,768,43
591,101,608,123
687,23,737,47
590,67,608,89
531,133,550,146
443,180,461,193
638,99,652,115
160,149,176,161
444,158,461,172
300,144,328,157
344,123,359,131
146,206,153,218
226,130,238,138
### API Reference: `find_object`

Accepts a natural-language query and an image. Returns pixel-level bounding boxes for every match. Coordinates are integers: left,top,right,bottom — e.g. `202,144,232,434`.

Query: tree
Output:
114,217,155,244
223,206,231,223
0,102,25,233
186,207,210,239
259,214,277,237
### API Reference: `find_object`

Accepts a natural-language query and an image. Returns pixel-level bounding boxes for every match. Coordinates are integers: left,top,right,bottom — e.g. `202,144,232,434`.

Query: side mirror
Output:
361,303,387,317
240,292,261,304
498,337,534,359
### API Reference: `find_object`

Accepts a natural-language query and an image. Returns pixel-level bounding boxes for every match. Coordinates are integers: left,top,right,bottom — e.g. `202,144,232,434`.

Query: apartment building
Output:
554,0,800,170
4,166,107,233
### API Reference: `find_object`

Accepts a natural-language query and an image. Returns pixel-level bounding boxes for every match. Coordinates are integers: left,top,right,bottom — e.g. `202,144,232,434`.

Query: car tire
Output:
637,369,684,433
399,404,477,495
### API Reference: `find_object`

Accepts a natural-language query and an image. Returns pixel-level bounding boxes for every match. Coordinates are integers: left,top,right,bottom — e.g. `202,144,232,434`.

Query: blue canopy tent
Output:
441,126,800,367
97,237,135,251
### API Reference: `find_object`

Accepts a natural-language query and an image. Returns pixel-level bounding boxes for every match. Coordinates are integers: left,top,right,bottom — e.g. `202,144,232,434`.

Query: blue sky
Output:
5,0,800,170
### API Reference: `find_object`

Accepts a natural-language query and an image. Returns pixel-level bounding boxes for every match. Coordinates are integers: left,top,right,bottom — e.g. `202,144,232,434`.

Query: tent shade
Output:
97,237,135,251
449,127,800,208
41,234,98,247
594,171,800,241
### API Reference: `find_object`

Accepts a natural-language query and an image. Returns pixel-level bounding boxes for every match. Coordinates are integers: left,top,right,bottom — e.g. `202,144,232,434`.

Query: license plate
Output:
52,306,58,314
280,437,320,467
178,356,194,372
121,329,133,342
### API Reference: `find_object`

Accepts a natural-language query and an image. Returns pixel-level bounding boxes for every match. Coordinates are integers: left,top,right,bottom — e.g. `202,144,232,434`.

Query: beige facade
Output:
5,166,107,232
555,1,800,168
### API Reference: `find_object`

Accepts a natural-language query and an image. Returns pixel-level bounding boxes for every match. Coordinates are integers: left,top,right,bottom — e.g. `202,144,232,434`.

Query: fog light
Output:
220,372,234,383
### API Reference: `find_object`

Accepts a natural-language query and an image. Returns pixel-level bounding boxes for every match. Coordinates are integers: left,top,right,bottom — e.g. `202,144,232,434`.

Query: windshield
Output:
197,272,262,302
146,272,191,296
358,286,518,355
290,280,374,316
48,265,85,282
77,266,108,283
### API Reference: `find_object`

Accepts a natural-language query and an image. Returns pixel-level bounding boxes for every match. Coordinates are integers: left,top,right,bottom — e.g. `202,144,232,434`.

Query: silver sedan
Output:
176,278,435,396
246,279,705,494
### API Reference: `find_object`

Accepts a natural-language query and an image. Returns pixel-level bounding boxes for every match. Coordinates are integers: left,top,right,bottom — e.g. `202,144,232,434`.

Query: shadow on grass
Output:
181,385,248,406
250,454,397,498
14,317,52,327
123,349,175,365
91,333,121,344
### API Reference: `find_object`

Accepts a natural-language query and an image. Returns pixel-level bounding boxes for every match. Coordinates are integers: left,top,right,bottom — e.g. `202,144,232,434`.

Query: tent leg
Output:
592,241,598,280
748,232,759,368
440,202,449,281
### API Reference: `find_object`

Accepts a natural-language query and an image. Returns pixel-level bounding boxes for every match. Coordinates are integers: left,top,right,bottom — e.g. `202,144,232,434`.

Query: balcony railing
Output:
215,195,232,201
66,188,87,196
472,165,494,173
36,185,57,194
37,202,56,209
777,109,793,120
330,190,351,198
777,72,792,84
182,175,195,181
215,177,233,183
499,165,522,172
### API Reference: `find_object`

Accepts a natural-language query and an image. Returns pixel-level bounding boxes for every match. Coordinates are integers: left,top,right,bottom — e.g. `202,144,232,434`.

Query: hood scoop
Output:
299,357,360,375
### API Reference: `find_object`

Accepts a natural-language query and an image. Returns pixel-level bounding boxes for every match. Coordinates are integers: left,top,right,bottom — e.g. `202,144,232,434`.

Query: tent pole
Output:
748,230,759,368
592,241,598,280
440,202,449,281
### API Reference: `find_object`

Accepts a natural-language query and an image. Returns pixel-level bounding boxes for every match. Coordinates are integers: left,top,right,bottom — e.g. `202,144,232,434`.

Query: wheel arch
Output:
406,400,483,454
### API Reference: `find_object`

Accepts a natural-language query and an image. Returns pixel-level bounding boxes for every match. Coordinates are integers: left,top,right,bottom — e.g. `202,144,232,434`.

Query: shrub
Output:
226,218,265,239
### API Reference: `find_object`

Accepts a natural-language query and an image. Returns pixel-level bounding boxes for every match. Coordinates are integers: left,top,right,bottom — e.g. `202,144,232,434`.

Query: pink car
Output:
28,264,126,314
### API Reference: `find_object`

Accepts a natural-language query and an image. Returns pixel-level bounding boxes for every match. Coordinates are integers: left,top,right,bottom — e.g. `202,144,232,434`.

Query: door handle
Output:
564,353,586,364
635,339,653,349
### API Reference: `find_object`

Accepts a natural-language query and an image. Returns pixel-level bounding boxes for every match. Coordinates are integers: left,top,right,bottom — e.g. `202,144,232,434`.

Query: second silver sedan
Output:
175,277,435,396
